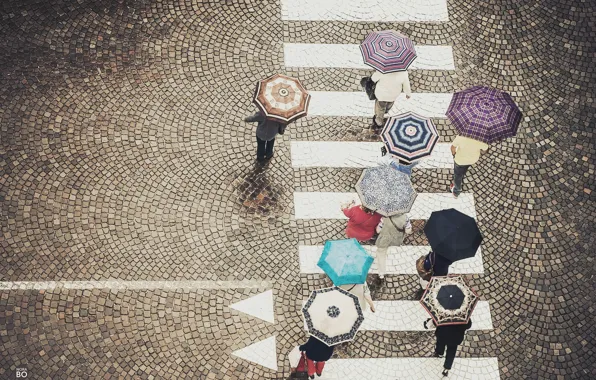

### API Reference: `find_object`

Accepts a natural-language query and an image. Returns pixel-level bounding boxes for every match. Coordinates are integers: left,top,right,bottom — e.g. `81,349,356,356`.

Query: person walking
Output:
244,109,287,163
450,135,488,198
299,336,334,379
432,319,473,377
371,70,412,129
417,251,453,289
339,282,376,313
341,201,382,243
375,213,408,280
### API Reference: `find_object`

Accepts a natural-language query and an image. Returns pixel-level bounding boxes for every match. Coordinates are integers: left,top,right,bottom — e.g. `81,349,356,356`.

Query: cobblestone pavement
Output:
1,0,594,379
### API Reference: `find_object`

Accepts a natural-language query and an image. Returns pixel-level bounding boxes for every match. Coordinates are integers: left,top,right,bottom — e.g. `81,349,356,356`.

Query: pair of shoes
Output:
449,183,458,198
442,369,449,377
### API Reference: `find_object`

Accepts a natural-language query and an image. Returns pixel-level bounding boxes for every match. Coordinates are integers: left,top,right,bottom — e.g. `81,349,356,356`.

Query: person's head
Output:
361,206,375,214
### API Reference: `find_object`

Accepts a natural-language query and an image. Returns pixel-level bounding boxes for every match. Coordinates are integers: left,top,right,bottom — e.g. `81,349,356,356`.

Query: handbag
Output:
360,76,377,100
416,252,434,281
289,346,307,374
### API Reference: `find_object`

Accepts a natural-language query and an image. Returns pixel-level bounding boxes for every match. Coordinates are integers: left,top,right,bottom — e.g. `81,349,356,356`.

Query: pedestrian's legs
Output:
256,136,266,160
315,361,325,376
306,358,316,377
443,345,458,370
264,137,275,159
376,247,388,278
452,162,470,196
435,338,446,356
374,101,394,126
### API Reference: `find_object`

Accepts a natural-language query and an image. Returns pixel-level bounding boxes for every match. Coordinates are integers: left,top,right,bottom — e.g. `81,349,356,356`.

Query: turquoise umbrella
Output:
317,239,374,286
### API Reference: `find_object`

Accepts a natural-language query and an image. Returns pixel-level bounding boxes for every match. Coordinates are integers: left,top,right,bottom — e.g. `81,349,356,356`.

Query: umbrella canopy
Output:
420,276,479,326
253,73,311,123
360,30,417,73
381,112,439,163
317,239,374,286
424,208,482,262
355,166,417,216
446,86,522,144
302,287,365,345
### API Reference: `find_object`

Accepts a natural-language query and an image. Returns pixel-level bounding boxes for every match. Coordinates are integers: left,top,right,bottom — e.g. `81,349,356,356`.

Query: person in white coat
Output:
371,70,412,128
339,282,376,313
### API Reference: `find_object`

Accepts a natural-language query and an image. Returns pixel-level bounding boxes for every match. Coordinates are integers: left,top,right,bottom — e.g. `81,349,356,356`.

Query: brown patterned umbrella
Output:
253,74,310,123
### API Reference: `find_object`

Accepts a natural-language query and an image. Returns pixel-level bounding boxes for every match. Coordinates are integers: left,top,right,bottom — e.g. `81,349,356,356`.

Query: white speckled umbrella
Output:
355,166,417,216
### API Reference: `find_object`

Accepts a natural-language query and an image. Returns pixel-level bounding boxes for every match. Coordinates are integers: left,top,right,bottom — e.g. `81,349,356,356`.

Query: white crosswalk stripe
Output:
294,192,477,219
281,0,449,22
299,245,485,275
284,43,455,70
301,300,493,331
307,91,452,118
319,358,500,380
291,141,453,169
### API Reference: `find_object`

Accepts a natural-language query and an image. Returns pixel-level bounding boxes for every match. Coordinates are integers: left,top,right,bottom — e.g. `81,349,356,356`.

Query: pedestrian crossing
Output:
284,43,455,70
299,245,485,274
301,300,493,331
294,192,477,219
308,91,452,118
290,141,453,169
281,0,449,22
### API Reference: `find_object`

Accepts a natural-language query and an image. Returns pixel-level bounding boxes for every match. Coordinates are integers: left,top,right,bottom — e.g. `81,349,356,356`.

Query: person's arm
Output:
371,71,380,82
451,144,457,156
403,71,412,99
244,111,264,123
342,205,355,217
480,146,488,155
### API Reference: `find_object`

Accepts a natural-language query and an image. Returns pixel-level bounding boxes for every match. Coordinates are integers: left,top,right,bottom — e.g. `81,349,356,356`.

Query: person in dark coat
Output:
434,320,473,376
244,110,287,163
419,251,453,289
299,336,334,379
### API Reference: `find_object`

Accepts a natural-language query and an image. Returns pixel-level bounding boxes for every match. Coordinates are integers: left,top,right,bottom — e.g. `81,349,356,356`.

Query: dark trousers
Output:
435,339,458,370
452,162,471,196
256,136,275,160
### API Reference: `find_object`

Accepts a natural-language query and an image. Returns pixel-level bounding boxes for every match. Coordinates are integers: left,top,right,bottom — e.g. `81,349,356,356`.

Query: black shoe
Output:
415,289,425,300
309,376,315,379
442,369,449,377
264,154,274,160
371,116,381,128
433,352,443,358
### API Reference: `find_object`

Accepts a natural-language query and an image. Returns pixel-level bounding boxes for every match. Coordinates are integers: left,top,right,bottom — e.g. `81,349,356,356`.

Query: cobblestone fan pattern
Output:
0,0,594,379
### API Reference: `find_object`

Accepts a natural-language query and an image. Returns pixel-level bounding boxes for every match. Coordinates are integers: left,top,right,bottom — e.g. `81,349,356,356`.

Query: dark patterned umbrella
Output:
420,276,479,326
253,73,310,123
355,166,417,216
381,112,439,164
360,30,417,73
424,208,482,262
302,287,365,346
446,86,522,143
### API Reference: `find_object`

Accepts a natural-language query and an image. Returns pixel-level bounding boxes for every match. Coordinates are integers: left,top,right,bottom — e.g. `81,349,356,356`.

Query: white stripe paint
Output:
302,300,493,331
281,0,449,22
321,358,500,380
308,92,452,118
299,245,484,275
291,141,453,169
284,44,455,70
294,192,476,220
0,280,272,290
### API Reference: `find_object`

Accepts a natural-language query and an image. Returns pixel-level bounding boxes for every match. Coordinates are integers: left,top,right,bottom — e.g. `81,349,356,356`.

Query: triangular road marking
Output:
229,290,275,323
231,335,278,371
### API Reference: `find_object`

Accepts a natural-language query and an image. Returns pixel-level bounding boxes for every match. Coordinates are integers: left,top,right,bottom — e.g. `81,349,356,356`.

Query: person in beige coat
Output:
339,282,375,313
371,70,412,128
375,213,409,280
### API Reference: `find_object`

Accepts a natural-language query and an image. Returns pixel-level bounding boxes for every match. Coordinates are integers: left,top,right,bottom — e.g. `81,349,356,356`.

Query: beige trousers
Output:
374,100,395,126
376,247,388,277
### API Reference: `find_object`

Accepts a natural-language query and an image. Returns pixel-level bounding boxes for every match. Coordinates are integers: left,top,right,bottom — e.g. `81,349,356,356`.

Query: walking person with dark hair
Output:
244,109,287,163
431,320,473,377
299,336,334,379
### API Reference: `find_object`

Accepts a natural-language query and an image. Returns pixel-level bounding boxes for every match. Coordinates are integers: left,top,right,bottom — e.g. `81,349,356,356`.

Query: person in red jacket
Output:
341,201,382,242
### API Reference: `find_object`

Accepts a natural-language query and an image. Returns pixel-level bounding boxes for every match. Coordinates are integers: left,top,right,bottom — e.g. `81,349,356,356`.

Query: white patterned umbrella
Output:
420,276,479,326
253,73,310,123
302,287,364,346
355,166,417,216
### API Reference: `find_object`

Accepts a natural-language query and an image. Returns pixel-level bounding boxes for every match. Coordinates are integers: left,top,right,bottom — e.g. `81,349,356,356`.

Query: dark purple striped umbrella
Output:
446,86,522,144
360,30,417,73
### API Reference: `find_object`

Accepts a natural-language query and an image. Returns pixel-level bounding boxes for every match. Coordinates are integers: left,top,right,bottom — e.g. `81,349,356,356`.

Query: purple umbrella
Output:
360,30,417,73
446,86,522,144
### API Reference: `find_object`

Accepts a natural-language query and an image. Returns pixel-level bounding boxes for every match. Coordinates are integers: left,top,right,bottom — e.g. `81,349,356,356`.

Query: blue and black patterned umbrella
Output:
355,166,417,216
302,287,364,346
381,112,439,164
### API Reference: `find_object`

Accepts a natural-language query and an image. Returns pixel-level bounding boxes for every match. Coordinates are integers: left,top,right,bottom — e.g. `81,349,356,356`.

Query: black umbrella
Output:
420,276,479,326
423,208,482,262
